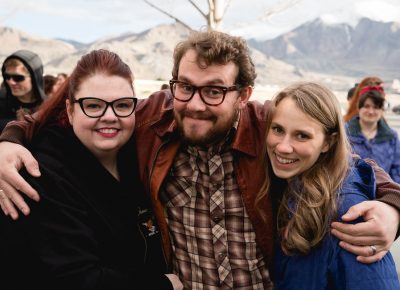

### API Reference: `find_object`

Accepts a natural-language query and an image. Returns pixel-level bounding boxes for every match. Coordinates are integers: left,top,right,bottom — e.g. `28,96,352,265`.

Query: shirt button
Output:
212,214,222,223
218,252,226,261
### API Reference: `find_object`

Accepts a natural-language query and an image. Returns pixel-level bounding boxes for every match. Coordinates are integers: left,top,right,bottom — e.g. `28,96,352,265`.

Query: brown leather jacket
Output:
1,90,400,267
134,90,275,267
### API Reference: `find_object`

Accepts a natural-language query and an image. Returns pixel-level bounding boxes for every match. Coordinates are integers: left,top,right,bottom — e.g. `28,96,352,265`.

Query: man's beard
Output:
174,109,239,147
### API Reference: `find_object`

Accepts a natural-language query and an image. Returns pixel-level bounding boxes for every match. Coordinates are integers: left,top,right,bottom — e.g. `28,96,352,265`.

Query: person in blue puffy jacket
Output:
346,86,400,183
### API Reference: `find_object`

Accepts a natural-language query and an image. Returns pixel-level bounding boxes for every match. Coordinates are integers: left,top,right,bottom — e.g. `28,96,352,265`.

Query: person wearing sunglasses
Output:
0,50,47,131
1,49,182,290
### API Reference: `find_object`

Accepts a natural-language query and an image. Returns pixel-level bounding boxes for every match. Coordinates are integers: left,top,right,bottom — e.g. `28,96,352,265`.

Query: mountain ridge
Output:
249,17,400,83
1,18,398,91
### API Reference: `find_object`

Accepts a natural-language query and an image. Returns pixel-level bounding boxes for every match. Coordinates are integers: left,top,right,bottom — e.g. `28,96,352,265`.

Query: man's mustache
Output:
182,111,215,120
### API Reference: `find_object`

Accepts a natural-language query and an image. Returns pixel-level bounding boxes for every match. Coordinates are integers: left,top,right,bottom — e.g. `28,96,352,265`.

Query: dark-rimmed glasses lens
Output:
169,80,238,106
4,73,29,82
73,97,137,118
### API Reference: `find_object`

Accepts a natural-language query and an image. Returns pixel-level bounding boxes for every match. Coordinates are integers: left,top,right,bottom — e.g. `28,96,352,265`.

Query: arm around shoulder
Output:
0,113,36,144
0,114,41,219
367,158,400,211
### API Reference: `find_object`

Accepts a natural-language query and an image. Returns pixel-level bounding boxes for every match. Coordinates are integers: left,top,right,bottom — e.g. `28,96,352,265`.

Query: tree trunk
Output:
208,0,225,31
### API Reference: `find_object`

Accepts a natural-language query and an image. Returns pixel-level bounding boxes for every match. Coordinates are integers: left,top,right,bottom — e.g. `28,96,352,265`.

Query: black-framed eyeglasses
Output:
72,97,137,118
169,79,239,106
4,73,30,82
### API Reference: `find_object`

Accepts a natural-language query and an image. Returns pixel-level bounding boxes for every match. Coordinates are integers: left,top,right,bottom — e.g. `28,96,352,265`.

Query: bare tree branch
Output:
227,0,302,31
221,0,233,19
208,0,215,29
213,0,223,21
0,7,20,26
142,0,194,31
143,0,301,32
208,0,228,30
188,0,207,18
259,0,302,21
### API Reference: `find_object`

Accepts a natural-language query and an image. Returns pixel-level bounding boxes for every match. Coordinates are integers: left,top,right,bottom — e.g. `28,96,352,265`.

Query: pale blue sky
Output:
0,0,399,43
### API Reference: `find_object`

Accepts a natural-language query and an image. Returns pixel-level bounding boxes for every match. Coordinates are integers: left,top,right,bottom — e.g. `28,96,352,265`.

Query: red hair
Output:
27,49,134,140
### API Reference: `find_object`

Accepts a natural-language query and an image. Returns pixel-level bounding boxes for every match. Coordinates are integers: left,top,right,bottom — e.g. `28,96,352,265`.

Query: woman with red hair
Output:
2,49,181,290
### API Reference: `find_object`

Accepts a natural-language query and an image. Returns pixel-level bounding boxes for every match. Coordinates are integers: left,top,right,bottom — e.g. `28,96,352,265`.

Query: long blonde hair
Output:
256,82,351,255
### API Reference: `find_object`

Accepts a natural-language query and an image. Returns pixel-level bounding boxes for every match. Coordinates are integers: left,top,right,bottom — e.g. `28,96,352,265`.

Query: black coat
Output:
0,126,171,290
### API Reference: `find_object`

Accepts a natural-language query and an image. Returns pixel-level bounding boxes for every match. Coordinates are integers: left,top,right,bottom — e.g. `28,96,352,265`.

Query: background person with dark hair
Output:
43,74,57,98
347,83,358,101
346,86,400,183
344,76,384,122
52,72,68,93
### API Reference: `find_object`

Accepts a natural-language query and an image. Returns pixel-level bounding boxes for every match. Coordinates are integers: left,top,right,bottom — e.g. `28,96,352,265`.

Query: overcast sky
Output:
1,0,399,43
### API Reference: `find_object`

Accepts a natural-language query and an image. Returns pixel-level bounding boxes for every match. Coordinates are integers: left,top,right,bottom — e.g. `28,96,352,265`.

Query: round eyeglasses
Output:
73,97,137,118
169,80,239,106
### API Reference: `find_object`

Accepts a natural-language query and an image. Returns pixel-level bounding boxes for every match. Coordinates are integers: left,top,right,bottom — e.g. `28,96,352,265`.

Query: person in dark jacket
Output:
0,49,182,290
257,82,399,289
346,86,400,183
0,50,47,131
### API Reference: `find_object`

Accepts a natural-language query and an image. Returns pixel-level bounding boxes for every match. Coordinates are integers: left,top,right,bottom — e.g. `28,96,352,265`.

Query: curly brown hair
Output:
171,30,257,88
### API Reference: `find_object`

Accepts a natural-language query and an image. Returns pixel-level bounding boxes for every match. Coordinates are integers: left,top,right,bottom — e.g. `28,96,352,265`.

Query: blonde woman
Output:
257,82,399,289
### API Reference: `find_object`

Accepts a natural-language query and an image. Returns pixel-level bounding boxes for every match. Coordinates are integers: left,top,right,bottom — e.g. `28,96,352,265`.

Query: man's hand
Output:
0,141,41,219
15,108,27,121
331,200,399,263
